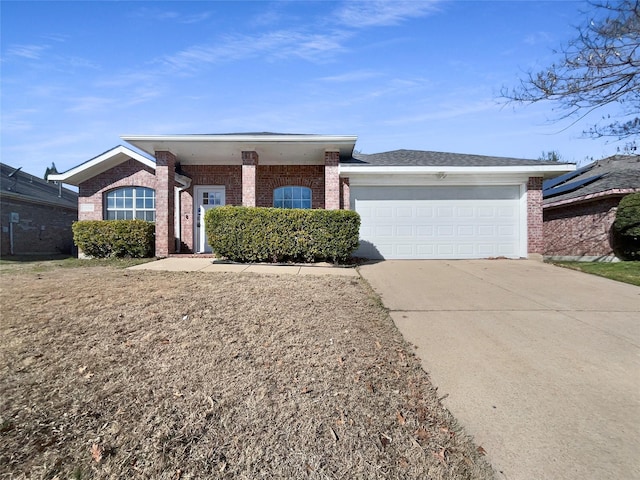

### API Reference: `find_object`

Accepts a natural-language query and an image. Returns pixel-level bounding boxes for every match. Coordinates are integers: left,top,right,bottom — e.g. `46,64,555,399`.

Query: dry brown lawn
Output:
0,264,495,479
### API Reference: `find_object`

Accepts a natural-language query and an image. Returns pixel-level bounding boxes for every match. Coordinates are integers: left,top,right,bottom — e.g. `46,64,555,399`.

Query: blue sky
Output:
1,0,629,179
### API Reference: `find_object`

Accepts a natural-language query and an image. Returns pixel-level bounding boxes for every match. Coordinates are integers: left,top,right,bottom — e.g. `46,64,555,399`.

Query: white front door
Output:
194,186,225,253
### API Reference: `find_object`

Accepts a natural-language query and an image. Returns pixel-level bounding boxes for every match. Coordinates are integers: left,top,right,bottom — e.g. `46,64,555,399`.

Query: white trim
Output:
193,185,225,253
47,145,191,188
122,134,358,144
48,146,155,184
346,172,536,187
340,164,575,177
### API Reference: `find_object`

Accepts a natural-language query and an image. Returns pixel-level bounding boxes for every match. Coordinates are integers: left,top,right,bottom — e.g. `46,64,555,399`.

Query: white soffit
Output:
122,134,358,165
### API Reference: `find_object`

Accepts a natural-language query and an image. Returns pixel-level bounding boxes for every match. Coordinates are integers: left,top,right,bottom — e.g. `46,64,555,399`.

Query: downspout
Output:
9,222,14,255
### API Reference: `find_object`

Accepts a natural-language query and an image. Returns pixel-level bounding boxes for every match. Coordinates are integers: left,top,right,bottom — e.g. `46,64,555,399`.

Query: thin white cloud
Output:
162,30,347,71
335,0,441,28
7,44,50,60
65,96,114,113
383,99,498,125
129,7,212,24
319,70,381,83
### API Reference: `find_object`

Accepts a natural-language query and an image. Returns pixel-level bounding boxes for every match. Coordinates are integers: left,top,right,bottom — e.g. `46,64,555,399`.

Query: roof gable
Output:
47,145,156,186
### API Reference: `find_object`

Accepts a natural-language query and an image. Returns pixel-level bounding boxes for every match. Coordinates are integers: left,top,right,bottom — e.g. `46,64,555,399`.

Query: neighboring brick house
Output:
49,133,573,259
0,163,78,256
543,155,640,261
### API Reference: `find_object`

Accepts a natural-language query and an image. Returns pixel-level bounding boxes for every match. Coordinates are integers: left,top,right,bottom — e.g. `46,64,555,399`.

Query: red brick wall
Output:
178,165,242,252
242,151,258,207
0,197,76,255
155,151,176,257
544,196,622,257
340,177,350,210
324,151,340,210
78,159,156,221
527,177,543,254
256,165,325,208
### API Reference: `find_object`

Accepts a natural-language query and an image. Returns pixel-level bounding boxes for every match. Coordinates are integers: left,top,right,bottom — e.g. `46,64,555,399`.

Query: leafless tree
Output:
502,0,640,139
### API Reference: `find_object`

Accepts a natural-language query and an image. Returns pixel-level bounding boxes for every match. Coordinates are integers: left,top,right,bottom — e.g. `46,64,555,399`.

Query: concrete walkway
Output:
128,257,359,276
359,260,640,480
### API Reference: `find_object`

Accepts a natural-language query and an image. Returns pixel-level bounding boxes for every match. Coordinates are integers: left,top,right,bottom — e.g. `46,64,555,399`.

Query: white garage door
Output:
352,185,522,259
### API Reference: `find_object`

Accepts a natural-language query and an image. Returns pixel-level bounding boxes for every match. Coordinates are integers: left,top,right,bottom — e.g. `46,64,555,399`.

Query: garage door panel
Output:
397,225,413,236
416,225,434,236
353,185,522,259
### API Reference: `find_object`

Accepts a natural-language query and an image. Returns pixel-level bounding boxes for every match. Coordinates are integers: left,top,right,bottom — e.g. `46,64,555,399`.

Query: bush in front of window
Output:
72,220,155,258
205,206,360,263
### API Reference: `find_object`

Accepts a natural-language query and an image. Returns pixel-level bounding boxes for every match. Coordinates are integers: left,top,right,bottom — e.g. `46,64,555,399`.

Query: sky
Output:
1,0,633,180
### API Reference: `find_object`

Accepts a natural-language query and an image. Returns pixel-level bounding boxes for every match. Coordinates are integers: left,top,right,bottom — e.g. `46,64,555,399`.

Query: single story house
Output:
49,133,573,259
1,162,78,256
543,154,640,261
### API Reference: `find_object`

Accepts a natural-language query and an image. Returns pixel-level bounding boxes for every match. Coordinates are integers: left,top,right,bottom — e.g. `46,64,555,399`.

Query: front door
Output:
194,186,225,253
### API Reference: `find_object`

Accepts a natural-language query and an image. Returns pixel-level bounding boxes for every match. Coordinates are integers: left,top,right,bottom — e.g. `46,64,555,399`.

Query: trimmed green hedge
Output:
72,220,155,258
204,206,360,263
612,192,640,261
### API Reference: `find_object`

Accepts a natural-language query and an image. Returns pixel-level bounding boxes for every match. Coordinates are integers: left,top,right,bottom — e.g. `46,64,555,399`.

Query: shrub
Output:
205,206,360,263
611,192,640,260
72,220,155,258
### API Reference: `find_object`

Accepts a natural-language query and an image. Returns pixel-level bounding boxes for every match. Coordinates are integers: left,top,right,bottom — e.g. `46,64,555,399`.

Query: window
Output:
106,187,155,221
273,186,312,209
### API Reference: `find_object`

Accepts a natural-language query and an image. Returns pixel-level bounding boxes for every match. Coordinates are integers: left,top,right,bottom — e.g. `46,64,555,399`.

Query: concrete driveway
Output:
358,260,640,480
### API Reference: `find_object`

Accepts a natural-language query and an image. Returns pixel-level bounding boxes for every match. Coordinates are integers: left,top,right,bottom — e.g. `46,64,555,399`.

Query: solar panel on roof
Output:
543,164,594,191
543,174,604,198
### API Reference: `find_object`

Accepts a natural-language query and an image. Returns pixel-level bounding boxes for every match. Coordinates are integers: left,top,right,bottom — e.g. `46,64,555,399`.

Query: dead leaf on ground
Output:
396,411,406,425
433,447,447,465
414,427,430,443
91,443,103,463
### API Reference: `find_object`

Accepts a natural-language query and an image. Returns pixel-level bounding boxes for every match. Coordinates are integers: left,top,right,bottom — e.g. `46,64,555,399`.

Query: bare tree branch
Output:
501,0,640,139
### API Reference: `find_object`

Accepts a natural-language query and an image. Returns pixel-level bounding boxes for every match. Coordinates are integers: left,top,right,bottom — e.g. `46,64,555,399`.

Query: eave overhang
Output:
47,145,190,188
339,164,576,179
121,134,358,166
48,146,156,186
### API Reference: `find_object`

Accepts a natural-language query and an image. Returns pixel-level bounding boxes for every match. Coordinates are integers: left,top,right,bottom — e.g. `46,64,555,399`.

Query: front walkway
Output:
128,257,359,276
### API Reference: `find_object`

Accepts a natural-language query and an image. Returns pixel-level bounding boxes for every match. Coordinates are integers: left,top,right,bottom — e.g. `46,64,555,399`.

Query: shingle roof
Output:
543,155,640,205
0,162,78,209
344,149,561,167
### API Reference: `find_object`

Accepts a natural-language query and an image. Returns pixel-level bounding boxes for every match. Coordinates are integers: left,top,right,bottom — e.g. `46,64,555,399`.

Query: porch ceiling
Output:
121,134,358,166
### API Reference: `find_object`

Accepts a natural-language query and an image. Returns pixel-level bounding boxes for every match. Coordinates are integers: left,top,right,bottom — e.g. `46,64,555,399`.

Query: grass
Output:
0,254,155,273
549,261,640,286
0,264,494,479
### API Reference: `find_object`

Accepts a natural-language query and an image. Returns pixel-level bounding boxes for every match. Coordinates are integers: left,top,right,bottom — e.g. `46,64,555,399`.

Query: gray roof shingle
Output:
344,149,561,167
0,162,78,209
543,155,640,205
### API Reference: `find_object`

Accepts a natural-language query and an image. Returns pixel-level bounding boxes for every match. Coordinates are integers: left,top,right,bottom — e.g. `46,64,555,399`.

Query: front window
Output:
106,187,155,221
273,186,312,209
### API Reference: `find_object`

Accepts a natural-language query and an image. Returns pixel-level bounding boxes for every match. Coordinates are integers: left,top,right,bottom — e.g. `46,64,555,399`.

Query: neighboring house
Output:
0,162,78,256
543,155,640,261
49,133,573,260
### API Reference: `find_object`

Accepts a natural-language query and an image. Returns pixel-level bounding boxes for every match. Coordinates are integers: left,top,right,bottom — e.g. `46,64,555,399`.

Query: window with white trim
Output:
105,187,155,221
273,186,312,209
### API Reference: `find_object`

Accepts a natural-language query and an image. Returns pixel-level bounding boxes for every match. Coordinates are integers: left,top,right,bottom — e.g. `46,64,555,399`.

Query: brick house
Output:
543,155,640,261
49,133,573,259
1,162,78,256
